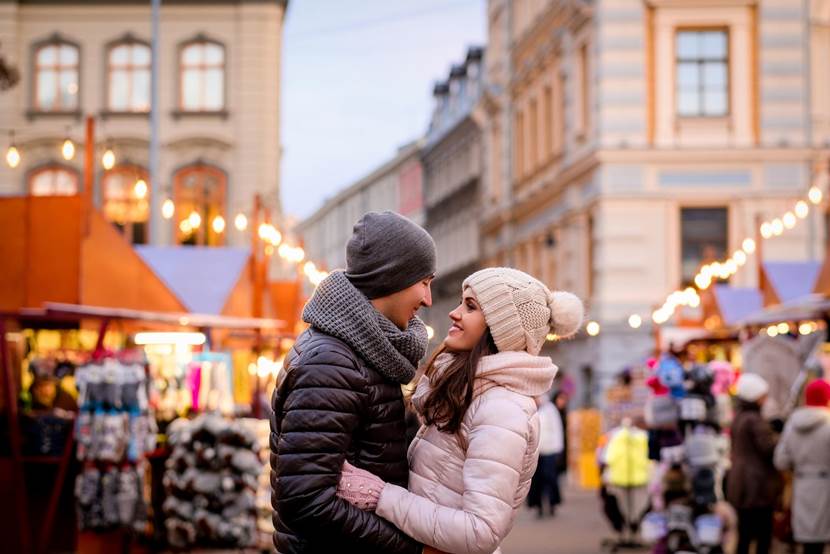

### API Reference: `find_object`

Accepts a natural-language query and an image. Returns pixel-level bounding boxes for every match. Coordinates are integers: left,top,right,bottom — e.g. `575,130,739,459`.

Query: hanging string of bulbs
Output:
5,131,330,288
643,181,825,328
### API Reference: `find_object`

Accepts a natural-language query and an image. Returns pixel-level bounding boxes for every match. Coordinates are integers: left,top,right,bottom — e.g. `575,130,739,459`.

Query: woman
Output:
526,392,564,518
727,373,781,554
336,267,583,554
774,379,830,554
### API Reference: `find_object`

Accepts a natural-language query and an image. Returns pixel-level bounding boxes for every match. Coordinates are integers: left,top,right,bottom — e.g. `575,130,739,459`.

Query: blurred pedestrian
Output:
336,267,583,554
727,373,781,554
774,379,830,554
527,391,565,517
554,390,570,475
270,211,436,553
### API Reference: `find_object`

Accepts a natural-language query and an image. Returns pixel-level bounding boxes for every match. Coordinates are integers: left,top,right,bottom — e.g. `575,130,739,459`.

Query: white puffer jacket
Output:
376,351,558,554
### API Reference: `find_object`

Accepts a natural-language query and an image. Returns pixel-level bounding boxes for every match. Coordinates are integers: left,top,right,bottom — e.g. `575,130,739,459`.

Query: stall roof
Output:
16,302,283,330
713,285,763,326
737,293,830,326
136,246,250,315
763,261,822,303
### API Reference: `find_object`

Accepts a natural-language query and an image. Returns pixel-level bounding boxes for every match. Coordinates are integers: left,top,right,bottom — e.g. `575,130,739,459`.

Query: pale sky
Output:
280,0,486,220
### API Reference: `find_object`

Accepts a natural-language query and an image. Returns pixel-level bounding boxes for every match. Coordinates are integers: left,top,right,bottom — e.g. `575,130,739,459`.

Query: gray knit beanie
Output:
345,211,436,299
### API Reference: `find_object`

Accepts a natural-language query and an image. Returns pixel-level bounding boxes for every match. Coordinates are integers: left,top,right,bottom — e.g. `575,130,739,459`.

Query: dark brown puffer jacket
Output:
270,327,421,554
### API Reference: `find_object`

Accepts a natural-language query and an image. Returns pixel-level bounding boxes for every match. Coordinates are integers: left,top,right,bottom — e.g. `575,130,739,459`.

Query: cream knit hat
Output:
462,267,584,356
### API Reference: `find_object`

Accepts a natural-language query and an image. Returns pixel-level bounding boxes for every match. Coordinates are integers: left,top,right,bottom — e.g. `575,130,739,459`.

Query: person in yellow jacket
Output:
605,421,651,487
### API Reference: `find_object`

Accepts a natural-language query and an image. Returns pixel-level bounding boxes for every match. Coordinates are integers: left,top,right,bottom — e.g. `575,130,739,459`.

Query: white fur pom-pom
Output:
548,291,584,339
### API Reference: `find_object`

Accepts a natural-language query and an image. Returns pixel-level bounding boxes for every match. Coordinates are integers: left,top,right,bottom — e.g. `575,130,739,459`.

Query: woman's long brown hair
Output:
420,329,497,435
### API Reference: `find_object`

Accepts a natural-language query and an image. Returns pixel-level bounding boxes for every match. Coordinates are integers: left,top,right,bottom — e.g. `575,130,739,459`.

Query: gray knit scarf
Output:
302,270,427,383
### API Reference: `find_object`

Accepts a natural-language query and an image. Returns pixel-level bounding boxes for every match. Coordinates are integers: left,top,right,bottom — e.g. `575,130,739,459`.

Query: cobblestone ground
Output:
500,481,651,554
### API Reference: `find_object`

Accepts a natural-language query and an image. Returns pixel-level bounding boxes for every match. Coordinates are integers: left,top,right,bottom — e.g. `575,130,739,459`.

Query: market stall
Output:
0,302,286,553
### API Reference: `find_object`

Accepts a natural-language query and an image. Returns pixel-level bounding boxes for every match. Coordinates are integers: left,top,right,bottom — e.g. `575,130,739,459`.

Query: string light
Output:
809,186,823,205
742,238,756,254
188,211,201,229
162,199,175,219
134,179,148,199
795,201,809,219
760,222,773,239
212,215,225,234
61,138,75,160
586,321,600,337
771,218,784,236
234,213,248,231
783,211,796,229
628,314,642,329
102,148,116,170
179,219,192,234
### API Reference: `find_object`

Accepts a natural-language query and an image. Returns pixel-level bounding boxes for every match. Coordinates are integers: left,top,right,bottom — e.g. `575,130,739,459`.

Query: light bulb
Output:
628,315,642,329
102,149,116,170
795,200,809,219
6,145,20,168
179,219,192,234
234,213,248,231
771,218,784,236
188,211,201,229
760,222,773,239
783,212,796,229
742,238,756,254
134,179,148,199
212,215,225,234
162,199,175,219
809,186,823,205
586,321,600,337
733,250,747,266
62,138,75,160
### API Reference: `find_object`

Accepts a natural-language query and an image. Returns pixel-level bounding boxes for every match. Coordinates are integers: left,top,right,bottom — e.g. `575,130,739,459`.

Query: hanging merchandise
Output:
162,414,262,549
73,353,156,532
639,357,736,554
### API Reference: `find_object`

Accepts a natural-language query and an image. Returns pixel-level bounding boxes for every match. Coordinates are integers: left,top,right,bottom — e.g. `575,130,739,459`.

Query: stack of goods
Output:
239,418,276,548
74,355,156,532
640,355,737,554
162,414,262,549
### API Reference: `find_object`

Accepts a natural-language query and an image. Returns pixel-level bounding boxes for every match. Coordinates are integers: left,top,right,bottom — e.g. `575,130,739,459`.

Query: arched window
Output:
179,39,225,112
102,165,150,244
33,38,79,111
29,165,79,196
107,40,150,112
173,164,226,246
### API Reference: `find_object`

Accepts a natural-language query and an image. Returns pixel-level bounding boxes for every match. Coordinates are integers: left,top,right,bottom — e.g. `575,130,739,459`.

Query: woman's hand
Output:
336,460,386,511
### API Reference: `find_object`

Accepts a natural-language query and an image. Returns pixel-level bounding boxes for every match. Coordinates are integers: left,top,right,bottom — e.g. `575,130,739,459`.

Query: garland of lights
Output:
646,183,824,327
5,133,330,287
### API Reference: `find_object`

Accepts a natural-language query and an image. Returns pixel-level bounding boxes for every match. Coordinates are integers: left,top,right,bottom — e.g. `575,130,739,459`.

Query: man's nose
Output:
422,283,433,307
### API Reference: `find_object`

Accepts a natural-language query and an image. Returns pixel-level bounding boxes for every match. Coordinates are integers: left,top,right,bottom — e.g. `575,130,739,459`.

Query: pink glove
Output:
336,460,386,511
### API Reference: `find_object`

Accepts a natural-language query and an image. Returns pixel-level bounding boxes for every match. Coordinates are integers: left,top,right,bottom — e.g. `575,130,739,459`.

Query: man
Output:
270,211,435,553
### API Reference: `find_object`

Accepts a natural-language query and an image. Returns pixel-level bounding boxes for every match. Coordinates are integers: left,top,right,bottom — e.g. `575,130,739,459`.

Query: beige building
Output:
0,0,287,247
483,0,829,402
421,47,485,340
297,141,424,273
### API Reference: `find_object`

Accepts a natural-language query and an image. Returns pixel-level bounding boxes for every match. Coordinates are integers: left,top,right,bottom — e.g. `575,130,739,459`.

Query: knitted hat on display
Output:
805,379,830,407
345,211,436,299
735,373,769,403
462,267,584,356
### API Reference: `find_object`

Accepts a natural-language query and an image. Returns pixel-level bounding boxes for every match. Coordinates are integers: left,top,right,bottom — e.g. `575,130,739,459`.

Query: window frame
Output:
30,34,81,116
674,26,731,119
176,36,227,115
27,163,81,196
105,35,152,115
101,164,151,245
679,206,729,286
172,163,228,246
